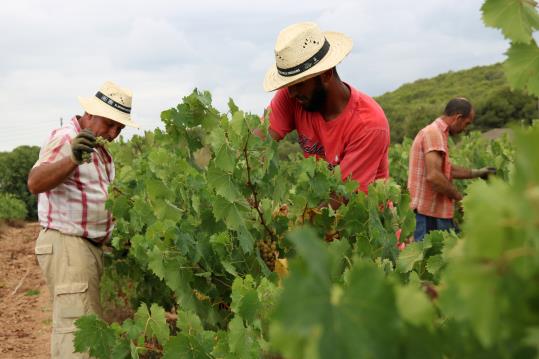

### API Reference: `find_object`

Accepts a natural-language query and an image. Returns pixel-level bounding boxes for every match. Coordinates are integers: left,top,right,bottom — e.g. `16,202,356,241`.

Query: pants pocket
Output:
35,242,53,273
53,282,89,334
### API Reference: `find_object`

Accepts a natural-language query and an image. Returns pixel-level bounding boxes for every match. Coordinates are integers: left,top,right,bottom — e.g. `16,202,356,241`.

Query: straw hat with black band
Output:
263,22,353,92
78,81,140,128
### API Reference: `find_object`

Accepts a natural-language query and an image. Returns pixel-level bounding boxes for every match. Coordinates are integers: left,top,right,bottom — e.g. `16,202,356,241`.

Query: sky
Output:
0,0,508,151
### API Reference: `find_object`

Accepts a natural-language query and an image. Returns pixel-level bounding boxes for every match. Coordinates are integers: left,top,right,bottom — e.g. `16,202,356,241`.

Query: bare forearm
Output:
427,172,462,201
451,165,474,179
27,157,78,194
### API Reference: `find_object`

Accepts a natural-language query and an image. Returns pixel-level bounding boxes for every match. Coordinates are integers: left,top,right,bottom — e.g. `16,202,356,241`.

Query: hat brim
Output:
263,31,353,92
78,96,140,129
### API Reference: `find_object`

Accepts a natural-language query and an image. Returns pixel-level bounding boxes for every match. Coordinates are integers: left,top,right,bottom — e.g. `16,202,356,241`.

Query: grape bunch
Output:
324,228,340,242
258,239,277,271
96,136,108,146
81,152,92,164
80,137,108,164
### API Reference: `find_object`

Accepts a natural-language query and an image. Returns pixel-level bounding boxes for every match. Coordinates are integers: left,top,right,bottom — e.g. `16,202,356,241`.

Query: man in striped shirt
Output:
407,98,496,241
27,81,139,358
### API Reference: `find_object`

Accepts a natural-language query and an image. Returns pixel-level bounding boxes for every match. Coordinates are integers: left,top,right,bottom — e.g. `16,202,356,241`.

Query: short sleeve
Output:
267,88,296,138
339,129,390,193
33,131,72,168
422,127,446,154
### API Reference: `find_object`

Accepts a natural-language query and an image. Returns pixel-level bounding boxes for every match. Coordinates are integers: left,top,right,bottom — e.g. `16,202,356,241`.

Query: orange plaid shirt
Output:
408,118,454,219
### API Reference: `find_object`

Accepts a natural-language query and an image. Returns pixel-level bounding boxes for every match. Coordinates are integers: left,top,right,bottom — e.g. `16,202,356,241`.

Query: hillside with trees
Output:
374,63,539,142
0,146,39,220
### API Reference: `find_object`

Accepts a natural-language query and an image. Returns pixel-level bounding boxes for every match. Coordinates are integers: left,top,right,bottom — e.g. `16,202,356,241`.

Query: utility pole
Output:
60,117,63,127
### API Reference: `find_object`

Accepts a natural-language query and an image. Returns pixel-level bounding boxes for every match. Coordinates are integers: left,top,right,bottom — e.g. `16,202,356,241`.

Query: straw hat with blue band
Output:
263,22,353,92
78,81,140,128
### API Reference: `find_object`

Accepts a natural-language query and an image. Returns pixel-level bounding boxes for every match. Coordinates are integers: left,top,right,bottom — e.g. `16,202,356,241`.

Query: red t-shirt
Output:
268,84,390,193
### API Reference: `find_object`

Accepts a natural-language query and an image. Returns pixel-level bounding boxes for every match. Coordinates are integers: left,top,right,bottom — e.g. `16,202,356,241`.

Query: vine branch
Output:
243,131,277,242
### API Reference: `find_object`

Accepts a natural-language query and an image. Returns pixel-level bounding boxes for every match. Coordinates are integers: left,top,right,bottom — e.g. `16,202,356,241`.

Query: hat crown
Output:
274,22,326,69
99,81,132,108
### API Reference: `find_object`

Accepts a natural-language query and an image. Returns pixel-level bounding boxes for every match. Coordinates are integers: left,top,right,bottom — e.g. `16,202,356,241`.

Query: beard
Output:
301,77,327,112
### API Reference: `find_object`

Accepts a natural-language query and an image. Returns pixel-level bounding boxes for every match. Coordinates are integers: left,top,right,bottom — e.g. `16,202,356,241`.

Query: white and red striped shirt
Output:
34,116,115,242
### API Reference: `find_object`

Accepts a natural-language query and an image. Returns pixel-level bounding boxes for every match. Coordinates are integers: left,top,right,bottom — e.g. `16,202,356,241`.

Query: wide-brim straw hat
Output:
263,22,353,92
78,81,139,128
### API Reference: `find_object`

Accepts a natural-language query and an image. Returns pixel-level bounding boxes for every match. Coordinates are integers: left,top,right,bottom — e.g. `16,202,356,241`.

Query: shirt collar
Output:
434,117,449,133
71,116,82,132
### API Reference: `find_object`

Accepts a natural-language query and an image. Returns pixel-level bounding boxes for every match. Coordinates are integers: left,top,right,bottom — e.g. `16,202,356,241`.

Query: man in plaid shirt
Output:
407,98,496,241
27,81,139,358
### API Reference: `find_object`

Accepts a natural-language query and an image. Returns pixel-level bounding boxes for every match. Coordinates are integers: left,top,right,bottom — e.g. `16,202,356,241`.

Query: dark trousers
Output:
413,211,457,241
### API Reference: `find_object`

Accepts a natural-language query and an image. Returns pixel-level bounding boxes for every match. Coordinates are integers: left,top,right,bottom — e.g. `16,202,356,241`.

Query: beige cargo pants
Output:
35,228,104,359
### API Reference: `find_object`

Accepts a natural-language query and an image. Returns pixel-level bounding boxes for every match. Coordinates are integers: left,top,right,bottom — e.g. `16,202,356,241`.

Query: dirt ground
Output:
0,222,50,359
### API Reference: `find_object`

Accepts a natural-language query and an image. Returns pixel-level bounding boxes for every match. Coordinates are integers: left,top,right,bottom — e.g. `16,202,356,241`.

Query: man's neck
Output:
320,81,351,121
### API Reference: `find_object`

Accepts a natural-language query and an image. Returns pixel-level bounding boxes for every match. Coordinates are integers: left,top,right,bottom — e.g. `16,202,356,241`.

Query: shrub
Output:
0,193,28,221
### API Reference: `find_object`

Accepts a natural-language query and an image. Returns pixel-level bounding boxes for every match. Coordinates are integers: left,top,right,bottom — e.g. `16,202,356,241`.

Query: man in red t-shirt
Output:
262,22,390,193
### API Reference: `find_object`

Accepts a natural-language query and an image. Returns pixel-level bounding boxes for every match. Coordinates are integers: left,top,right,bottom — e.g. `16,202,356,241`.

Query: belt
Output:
41,227,104,247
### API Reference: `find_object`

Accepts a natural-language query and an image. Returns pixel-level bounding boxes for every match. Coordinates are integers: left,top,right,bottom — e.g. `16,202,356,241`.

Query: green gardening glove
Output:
70,129,96,164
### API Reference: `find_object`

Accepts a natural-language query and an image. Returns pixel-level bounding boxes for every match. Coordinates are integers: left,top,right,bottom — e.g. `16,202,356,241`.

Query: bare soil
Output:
0,222,50,359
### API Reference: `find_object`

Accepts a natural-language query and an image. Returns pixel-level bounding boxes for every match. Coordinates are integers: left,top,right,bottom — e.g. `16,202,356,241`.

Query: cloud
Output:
0,0,508,151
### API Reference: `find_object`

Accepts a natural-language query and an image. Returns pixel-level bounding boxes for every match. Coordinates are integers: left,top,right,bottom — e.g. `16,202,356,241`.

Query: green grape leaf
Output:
272,228,401,359
228,98,239,114
132,303,170,345
121,318,144,341
426,254,445,276
397,239,431,273
227,316,261,358
439,262,502,347
395,285,436,327
238,290,260,323
207,164,243,202
111,195,131,220
523,327,539,353
238,227,255,254
482,0,539,43
231,276,260,323
74,315,117,359
110,338,131,359
230,111,246,135
221,260,239,276
288,227,331,285
149,303,170,345
147,249,196,311
130,341,140,359
214,144,236,172
212,196,249,230
177,311,205,333
208,126,227,153
504,41,539,97
163,335,210,359
134,304,150,330
462,180,515,258
146,178,173,200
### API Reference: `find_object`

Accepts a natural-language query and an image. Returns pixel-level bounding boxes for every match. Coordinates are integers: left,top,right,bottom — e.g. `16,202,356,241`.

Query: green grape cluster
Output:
96,136,108,147
81,152,92,164
258,239,277,271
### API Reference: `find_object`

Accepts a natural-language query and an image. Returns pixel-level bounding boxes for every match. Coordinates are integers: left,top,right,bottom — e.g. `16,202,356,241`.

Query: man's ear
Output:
320,69,334,85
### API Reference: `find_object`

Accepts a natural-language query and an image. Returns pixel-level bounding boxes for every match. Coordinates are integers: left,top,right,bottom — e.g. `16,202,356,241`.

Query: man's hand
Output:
473,167,497,180
71,129,96,164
